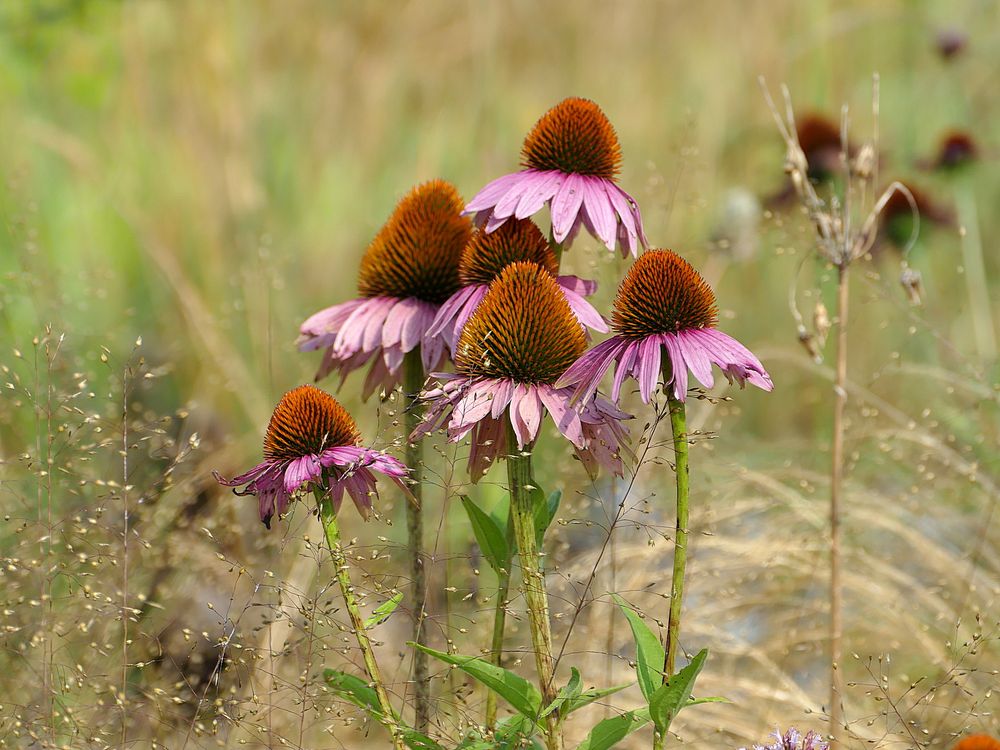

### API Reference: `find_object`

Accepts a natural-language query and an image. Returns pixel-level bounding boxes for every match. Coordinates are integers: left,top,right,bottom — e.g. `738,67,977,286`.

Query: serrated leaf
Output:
541,665,582,718
461,495,510,573
648,648,709,734
365,591,403,629
564,682,632,716
611,594,664,703
574,708,651,750
410,642,542,720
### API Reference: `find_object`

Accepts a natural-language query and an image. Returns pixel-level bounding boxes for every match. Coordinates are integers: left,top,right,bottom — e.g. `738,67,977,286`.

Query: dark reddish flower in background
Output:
298,180,473,398
427,217,607,351
559,249,772,404
796,113,848,182
415,262,630,481
465,97,647,257
214,385,409,527
935,27,968,61
874,181,954,251
924,130,979,171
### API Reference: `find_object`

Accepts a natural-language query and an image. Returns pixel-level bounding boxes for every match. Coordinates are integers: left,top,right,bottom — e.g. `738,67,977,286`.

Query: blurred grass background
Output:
0,1,998,748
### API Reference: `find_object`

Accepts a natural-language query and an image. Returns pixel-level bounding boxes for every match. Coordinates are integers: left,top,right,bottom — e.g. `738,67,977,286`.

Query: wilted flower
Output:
214,385,409,528
428,218,607,351
299,180,473,398
415,262,630,481
559,249,773,403
740,728,829,750
796,113,848,182
464,97,647,257
935,27,968,60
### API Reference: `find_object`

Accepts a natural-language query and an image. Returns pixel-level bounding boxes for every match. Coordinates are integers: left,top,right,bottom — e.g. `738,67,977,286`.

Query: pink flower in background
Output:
464,97,647,258
415,262,630,481
559,249,773,403
427,218,607,351
213,385,409,528
740,729,829,750
298,179,473,398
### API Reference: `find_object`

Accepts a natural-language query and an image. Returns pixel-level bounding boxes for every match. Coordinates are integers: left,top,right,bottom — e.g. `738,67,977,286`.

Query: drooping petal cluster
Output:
298,180,473,398
214,385,409,527
415,262,630,480
740,728,829,750
428,218,607,350
559,249,773,403
464,97,647,257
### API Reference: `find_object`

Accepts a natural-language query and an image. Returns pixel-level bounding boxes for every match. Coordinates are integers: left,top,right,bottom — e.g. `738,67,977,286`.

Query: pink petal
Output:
514,170,563,219
550,173,586,243
465,172,527,213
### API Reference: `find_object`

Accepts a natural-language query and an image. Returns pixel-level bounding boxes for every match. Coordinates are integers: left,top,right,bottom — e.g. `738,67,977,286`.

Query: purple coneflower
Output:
427,217,607,351
464,97,647,257
741,728,829,750
414,262,629,481
298,180,474,398
214,385,408,528
558,249,773,404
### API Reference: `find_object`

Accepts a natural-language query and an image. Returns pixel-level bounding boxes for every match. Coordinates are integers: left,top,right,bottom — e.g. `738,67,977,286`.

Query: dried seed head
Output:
358,180,473,304
456,262,586,384
521,97,622,179
612,250,718,339
263,385,361,460
796,113,844,180
459,219,557,286
932,130,978,170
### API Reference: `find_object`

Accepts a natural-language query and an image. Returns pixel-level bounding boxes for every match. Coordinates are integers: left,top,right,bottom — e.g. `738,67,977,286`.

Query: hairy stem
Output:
485,513,515,731
829,263,849,748
318,493,405,750
663,392,690,679
506,424,562,750
402,349,430,732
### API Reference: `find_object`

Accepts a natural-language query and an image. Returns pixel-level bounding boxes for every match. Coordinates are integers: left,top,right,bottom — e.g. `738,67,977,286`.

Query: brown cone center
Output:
459,219,557,286
263,385,361,460
521,97,622,180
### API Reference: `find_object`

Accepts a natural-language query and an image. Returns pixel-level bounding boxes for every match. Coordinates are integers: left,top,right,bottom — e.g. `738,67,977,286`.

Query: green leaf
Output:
611,594,664,703
541,666,582,718
564,682,632,716
400,727,445,750
532,488,562,546
461,495,510,573
648,648,709,734
365,591,403,629
410,642,542,720
686,696,730,707
574,708,651,750
323,669,384,715
495,714,543,750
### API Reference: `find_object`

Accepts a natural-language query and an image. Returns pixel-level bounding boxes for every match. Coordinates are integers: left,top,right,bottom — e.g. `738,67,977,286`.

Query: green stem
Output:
485,513,515,731
505,423,562,750
318,492,405,750
402,349,430,732
663,393,690,679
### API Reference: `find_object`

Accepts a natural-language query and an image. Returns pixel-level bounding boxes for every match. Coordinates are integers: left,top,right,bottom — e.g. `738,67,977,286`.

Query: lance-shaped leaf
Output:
574,708,651,750
541,666,582,718
410,643,542,721
648,648,709,735
563,682,632,716
365,591,403,629
461,495,510,573
611,594,664,702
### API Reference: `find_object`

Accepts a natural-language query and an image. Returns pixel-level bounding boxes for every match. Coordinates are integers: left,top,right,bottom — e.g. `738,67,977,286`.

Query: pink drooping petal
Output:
661,334,688,400
580,176,617,250
550,173,586,243
561,286,608,333
674,330,715,389
490,378,516,419
557,274,597,297
605,184,639,257
514,170,563,219
637,335,662,403
468,416,504,482
537,385,585,447
611,339,641,401
298,298,366,350
465,172,528,213
557,336,629,404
